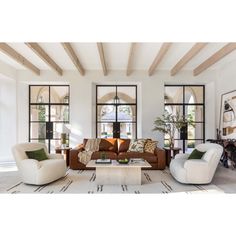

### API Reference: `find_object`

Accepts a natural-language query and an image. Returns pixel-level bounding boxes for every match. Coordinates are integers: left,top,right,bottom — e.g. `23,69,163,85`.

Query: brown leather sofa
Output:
70,138,166,170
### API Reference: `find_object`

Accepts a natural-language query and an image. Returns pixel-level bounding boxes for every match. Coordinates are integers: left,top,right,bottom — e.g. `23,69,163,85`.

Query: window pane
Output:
186,140,195,153
185,140,203,153
30,86,49,103
50,139,62,153
188,123,204,139
120,123,136,139
97,86,116,104
165,86,183,104
50,105,69,122
97,105,116,122
185,86,203,104
185,105,204,122
50,86,69,104
164,139,183,151
30,105,49,122
30,123,46,139
165,105,183,116
30,139,49,146
117,105,136,122
53,123,70,139
97,123,114,138
117,86,136,104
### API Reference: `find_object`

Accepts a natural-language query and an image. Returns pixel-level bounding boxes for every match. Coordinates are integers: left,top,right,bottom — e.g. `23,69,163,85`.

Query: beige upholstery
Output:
170,143,223,184
12,142,67,185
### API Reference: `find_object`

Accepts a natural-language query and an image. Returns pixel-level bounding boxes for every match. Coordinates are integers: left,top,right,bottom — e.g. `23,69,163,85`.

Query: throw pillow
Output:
25,148,48,161
128,139,146,153
188,149,206,160
144,140,158,154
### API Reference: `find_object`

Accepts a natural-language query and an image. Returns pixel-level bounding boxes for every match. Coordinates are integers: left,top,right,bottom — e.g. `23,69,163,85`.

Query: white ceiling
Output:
0,43,235,74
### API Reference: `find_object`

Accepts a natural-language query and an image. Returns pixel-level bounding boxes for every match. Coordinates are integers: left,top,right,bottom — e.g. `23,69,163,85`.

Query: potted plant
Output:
153,111,195,149
100,152,107,160
101,131,108,138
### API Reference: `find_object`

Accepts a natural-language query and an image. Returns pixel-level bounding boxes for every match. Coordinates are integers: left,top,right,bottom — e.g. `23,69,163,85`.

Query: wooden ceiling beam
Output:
97,43,107,76
61,43,85,75
26,43,63,76
148,43,172,76
171,43,207,76
193,43,236,76
0,43,40,75
126,43,136,76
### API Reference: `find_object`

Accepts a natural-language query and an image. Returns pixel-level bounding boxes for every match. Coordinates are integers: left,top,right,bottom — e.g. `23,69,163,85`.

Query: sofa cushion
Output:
118,152,157,163
91,151,118,160
83,138,118,152
144,140,158,154
188,149,206,160
99,139,118,152
25,148,48,161
118,139,131,152
128,139,146,153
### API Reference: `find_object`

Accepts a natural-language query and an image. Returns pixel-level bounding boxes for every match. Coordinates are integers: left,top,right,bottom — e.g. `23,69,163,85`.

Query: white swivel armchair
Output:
12,143,67,185
170,143,223,184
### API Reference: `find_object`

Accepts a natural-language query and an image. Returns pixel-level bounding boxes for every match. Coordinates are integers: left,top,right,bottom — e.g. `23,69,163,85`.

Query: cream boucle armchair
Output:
12,143,67,185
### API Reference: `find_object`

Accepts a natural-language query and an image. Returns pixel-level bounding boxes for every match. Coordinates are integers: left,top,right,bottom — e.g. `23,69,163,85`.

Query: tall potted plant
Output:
153,111,195,149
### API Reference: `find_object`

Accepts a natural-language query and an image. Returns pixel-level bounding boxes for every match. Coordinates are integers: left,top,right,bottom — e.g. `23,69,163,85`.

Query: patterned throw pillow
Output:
128,139,146,153
144,140,158,154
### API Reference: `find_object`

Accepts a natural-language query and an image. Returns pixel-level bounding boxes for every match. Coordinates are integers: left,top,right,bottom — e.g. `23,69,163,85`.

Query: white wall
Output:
0,75,17,162
0,61,17,162
16,69,218,149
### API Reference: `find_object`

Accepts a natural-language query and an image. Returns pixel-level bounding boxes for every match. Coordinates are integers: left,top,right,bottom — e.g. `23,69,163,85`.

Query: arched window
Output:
96,85,137,138
29,85,70,153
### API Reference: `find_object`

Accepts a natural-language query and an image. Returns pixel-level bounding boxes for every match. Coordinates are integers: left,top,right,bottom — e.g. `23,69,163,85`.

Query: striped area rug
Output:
2,169,224,194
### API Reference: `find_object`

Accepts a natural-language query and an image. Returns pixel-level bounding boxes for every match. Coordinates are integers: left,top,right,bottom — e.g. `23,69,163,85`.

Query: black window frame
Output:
96,84,137,139
164,84,205,152
29,84,70,153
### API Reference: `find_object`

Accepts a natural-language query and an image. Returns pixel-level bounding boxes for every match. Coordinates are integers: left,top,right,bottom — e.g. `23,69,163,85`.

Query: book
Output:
95,159,112,164
130,158,145,163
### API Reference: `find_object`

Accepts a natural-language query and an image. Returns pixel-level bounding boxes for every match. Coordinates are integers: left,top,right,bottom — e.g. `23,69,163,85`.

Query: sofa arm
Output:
48,153,64,159
69,146,84,169
175,153,189,159
20,159,41,171
184,159,208,170
154,147,166,169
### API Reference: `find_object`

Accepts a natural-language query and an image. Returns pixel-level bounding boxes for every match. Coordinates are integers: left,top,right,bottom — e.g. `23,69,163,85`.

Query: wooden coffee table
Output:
86,160,151,185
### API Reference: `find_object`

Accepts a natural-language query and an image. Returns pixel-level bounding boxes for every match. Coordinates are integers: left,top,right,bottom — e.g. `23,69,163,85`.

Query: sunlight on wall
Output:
0,76,17,162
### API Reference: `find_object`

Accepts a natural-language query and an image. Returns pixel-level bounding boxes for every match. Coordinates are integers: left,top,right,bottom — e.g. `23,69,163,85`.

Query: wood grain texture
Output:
61,43,85,75
171,43,207,76
126,43,136,76
97,43,107,76
0,43,40,75
193,43,236,76
148,43,172,76
26,43,63,75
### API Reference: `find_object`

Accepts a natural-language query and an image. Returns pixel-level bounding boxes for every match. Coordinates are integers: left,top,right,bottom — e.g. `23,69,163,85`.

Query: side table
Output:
164,147,181,166
55,147,72,166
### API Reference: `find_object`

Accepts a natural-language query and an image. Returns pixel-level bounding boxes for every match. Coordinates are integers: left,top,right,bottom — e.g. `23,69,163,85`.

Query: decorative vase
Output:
61,133,67,148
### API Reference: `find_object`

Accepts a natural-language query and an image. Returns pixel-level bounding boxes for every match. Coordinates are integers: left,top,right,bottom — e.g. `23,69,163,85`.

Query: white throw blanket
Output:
78,139,101,165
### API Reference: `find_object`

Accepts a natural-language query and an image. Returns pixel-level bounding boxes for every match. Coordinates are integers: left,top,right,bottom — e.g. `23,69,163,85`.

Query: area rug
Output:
1,169,224,194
